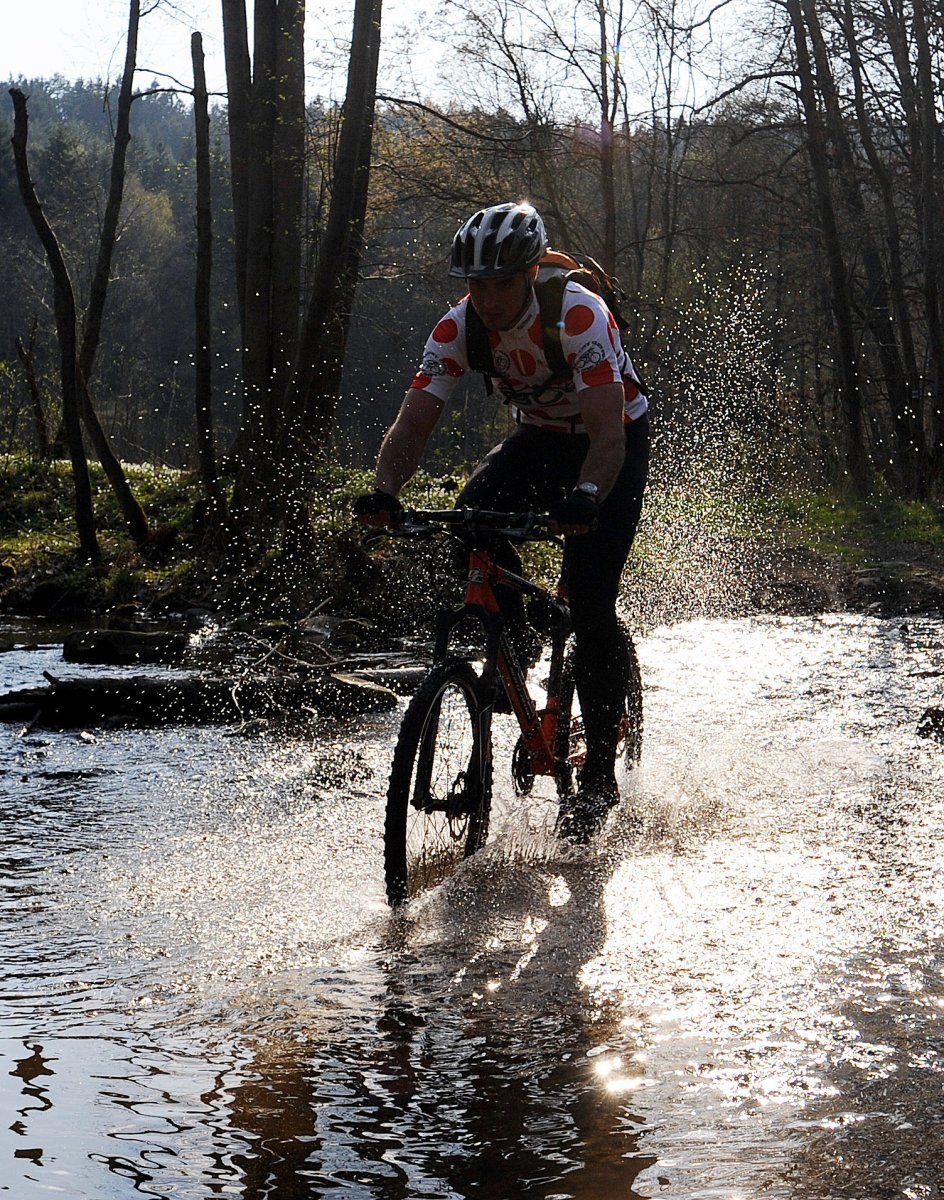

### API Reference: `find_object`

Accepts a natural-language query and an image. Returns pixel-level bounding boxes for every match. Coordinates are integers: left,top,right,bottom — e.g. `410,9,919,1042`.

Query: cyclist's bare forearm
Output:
577,383,626,500
374,388,445,495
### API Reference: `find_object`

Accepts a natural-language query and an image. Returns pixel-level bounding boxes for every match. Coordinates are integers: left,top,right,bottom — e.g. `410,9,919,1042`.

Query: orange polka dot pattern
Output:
411,282,647,432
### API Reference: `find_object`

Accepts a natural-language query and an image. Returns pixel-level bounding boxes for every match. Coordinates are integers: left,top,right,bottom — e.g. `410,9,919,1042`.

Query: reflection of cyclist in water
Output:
355,202,650,840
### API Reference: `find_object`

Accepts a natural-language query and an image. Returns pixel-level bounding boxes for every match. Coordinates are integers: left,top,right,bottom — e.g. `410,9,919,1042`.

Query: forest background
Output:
0,0,942,620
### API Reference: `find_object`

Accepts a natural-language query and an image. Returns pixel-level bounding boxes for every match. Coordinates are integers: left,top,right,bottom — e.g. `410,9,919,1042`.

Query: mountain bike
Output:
375,508,643,905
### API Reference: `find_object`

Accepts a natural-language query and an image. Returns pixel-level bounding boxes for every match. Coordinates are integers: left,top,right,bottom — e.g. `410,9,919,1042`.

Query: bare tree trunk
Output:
786,0,870,490
14,319,52,461
222,0,382,559
224,0,302,541
839,0,920,400
9,88,99,561
595,0,619,273
221,0,252,341
233,1,279,474
291,0,383,451
912,0,944,488
191,32,226,525
269,0,306,408
802,0,922,493
79,0,137,377
70,0,149,547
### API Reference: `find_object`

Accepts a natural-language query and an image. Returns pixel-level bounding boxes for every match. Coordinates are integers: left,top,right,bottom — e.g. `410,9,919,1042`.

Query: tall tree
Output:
191,31,226,527
801,0,922,492
222,0,384,546
74,0,149,545
289,0,383,447
9,88,99,560
908,0,944,486
8,1,150,546
786,0,870,489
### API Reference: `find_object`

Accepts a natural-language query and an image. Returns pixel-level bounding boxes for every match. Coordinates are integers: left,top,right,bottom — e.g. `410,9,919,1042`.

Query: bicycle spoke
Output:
385,661,492,903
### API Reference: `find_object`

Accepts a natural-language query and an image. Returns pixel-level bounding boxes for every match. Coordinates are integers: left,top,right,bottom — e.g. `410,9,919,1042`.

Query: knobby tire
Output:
384,659,492,905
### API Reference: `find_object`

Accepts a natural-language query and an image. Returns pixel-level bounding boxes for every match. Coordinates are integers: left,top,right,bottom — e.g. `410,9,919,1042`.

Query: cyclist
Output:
354,201,650,841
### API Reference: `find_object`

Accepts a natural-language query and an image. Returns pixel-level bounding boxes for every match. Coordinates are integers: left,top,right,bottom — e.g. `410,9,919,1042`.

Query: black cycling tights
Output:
457,415,650,788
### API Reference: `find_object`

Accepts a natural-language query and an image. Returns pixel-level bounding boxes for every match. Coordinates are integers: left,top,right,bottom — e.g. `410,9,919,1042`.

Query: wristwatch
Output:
574,481,600,502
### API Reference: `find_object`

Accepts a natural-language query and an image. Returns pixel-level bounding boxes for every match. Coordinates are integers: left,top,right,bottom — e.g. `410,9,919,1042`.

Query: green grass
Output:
0,454,204,614
0,454,201,549
2,453,942,621
772,488,944,555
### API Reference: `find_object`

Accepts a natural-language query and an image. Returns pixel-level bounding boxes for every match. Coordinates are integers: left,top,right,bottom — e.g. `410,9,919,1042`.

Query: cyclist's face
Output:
467,269,535,331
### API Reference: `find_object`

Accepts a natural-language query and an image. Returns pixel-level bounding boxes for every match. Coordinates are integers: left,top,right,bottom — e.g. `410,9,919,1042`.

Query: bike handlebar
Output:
373,507,557,542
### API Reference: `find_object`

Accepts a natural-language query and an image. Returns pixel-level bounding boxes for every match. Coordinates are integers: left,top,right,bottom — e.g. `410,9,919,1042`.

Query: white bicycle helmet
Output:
449,202,548,279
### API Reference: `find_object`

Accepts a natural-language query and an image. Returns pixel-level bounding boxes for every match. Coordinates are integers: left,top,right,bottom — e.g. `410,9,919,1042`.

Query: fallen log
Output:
0,670,397,730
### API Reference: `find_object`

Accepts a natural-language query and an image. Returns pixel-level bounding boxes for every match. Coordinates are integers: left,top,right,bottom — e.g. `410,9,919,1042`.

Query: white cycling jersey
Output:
410,281,648,434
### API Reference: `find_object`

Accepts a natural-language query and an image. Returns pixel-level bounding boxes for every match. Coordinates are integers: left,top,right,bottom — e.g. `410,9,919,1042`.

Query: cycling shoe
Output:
556,782,619,845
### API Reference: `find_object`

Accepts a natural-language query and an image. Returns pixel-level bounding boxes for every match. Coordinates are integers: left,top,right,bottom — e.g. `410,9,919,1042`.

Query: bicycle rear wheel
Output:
384,659,492,905
555,623,643,801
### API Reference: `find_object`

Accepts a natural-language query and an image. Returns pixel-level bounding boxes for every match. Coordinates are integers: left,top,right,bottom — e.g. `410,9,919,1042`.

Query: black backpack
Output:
464,249,645,400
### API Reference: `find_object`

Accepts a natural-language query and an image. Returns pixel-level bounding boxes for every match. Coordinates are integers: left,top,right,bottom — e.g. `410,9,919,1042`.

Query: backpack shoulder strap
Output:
464,298,494,385
535,273,574,379
537,269,649,396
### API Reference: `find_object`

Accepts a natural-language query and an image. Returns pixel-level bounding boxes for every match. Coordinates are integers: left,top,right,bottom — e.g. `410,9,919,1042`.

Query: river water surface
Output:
2,613,944,1199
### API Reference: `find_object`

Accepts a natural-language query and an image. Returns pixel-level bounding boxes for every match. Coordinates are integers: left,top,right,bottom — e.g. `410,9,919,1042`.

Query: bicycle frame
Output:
431,532,570,782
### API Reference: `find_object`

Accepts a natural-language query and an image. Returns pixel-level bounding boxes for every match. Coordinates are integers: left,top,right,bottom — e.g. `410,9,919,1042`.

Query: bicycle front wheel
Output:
384,659,492,905
555,624,643,801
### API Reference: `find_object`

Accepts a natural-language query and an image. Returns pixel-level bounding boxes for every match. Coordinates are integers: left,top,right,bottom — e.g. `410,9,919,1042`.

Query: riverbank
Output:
2,457,944,634
625,534,944,631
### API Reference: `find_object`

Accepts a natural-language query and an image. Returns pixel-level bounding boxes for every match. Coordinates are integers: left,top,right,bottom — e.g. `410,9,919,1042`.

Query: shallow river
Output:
2,613,944,1199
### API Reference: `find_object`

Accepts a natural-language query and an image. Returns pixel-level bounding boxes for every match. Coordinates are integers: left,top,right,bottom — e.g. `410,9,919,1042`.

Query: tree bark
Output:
14,319,52,461
9,88,99,561
239,0,280,455
221,0,253,342
74,0,149,546
78,0,138,380
223,0,383,556
786,0,870,491
226,0,301,535
191,32,226,524
291,0,384,452
595,0,619,274
270,0,306,407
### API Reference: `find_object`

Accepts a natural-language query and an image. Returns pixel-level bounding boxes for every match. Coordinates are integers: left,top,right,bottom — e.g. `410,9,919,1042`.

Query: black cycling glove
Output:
548,489,599,532
352,489,404,524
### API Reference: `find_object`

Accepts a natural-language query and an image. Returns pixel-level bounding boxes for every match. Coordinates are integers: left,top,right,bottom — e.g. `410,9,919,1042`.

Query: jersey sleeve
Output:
409,301,469,402
558,284,625,391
